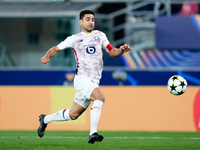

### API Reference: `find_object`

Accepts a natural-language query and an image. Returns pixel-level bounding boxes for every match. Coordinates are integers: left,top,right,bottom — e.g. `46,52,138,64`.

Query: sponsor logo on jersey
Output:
86,46,96,54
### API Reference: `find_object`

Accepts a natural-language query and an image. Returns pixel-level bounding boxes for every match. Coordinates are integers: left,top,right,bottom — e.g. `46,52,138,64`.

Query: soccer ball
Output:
167,75,187,95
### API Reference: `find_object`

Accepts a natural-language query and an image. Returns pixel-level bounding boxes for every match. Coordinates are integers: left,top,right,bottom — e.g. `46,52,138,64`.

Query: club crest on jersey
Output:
86,46,96,54
94,36,100,42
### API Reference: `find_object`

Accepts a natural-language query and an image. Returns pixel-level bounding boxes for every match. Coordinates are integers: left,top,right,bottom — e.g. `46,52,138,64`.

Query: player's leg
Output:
88,87,105,144
37,102,86,138
44,101,86,122
68,101,86,120
73,74,104,143
37,108,72,138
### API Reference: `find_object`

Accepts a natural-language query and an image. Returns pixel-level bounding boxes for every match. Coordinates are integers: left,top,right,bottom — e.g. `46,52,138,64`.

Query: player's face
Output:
79,14,95,33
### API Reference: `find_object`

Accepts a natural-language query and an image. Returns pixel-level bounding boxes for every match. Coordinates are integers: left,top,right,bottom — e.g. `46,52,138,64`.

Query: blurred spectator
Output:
63,69,75,86
179,1,199,16
56,68,75,86
112,69,127,85
112,69,137,86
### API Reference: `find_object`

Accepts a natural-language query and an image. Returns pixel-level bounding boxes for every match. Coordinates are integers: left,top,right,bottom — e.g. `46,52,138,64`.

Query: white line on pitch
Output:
0,136,200,140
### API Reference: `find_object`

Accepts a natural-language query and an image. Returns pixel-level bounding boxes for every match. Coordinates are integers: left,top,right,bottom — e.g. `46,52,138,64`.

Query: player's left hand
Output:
120,44,133,53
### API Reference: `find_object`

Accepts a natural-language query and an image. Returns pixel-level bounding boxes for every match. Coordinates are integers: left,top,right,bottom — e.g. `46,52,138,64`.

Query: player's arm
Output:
40,46,60,64
108,43,132,58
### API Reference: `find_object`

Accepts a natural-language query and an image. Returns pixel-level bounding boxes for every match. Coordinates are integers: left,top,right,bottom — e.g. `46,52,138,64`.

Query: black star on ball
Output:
180,81,186,88
170,84,177,92
171,76,178,81
177,91,184,95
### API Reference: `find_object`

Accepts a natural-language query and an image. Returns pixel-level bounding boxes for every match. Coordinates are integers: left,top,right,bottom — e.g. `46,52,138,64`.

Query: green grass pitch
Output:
0,131,200,150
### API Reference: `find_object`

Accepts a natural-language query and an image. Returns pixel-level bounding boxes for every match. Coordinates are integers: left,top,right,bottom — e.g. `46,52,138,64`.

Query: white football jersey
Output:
57,30,113,80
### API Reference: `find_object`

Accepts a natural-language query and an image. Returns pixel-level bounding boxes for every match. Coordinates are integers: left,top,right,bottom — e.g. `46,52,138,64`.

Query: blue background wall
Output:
0,70,199,86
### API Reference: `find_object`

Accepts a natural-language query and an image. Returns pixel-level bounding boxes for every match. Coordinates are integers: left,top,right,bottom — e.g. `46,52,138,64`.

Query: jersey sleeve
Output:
102,32,114,53
57,36,73,50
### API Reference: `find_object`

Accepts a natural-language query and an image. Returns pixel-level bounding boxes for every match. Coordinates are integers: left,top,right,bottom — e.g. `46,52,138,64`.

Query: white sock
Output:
90,100,104,135
44,109,72,124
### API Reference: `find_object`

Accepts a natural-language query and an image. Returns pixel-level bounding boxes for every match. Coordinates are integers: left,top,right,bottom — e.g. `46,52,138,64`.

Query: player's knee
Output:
69,114,79,120
97,94,105,102
69,111,80,120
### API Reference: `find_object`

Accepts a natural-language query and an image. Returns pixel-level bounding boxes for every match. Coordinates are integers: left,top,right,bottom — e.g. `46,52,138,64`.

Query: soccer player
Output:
38,10,132,144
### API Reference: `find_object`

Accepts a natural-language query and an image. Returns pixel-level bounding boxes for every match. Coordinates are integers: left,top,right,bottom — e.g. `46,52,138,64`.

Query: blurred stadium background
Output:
0,0,200,85
0,0,200,133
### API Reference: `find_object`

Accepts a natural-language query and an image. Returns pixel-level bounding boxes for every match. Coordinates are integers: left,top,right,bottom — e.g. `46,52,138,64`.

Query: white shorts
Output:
74,75,99,109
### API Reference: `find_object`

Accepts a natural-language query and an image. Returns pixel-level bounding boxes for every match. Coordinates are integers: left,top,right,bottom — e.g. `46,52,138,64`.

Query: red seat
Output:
179,2,199,16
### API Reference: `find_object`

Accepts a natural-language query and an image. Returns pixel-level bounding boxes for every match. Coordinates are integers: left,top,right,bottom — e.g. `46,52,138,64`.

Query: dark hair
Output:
79,10,95,20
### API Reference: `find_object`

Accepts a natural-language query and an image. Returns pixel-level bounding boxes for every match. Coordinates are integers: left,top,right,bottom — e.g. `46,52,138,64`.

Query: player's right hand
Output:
40,56,50,64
